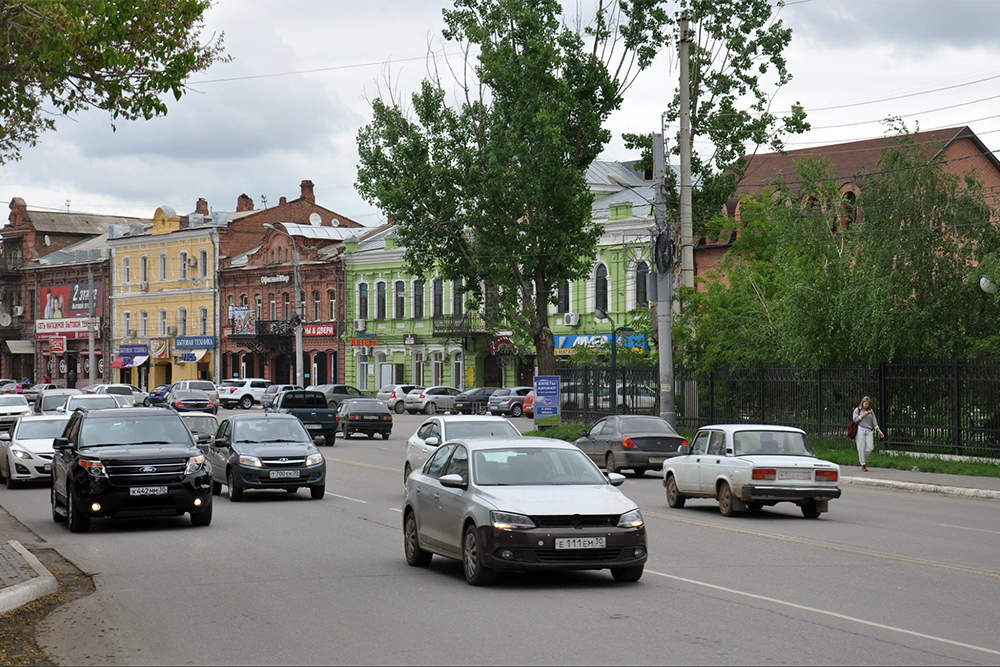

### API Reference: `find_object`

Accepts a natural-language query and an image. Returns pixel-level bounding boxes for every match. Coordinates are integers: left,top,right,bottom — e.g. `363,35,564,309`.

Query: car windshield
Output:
734,431,816,457
474,447,606,486
69,396,118,410
0,396,28,407
447,421,520,439
105,386,131,395
42,395,72,410
16,419,68,439
624,418,677,434
80,416,193,446
182,416,217,436
233,419,310,443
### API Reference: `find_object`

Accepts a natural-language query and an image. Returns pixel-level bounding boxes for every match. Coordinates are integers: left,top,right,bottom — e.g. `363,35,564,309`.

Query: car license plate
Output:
364,415,379,420
778,471,810,481
129,486,168,496
649,457,665,464
269,470,300,479
306,424,322,430
555,537,606,550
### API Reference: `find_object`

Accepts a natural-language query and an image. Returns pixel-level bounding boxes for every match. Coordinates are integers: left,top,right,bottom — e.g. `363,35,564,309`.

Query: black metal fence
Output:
556,361,1000,458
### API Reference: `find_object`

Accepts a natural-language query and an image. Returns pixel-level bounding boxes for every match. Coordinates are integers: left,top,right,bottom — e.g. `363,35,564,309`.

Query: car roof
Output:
180,412,218,419
18,414,70,423
698,424,807,434
432,415,514,423
84,407,174,418
39,388,80,396
228,413,299,421
447,436,576,451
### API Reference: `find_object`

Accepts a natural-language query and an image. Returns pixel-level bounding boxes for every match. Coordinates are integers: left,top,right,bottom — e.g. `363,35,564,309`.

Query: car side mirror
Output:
678,445,690,455
0,433,9,441
579,430,588,437
425,436,440,447
52,437,72,450
439,473,466,489
214,438,229,449
607,472,626,487
196,433,212,444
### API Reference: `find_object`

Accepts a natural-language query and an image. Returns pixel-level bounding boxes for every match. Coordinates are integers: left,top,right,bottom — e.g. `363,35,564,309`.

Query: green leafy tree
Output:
356,0,669,375
0,0,227,163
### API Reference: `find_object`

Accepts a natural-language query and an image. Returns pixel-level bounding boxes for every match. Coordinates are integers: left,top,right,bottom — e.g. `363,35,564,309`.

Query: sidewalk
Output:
840,464,1000,500
0,507,58,616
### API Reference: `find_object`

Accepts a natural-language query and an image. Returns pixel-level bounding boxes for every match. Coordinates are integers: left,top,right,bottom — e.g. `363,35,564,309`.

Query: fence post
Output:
878,362,887,438
709,371,715,423
953,360,962,455
759,370,766,423
817,367,823,437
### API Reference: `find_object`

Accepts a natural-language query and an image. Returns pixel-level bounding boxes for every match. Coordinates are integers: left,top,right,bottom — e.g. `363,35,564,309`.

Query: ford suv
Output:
50,408,213,532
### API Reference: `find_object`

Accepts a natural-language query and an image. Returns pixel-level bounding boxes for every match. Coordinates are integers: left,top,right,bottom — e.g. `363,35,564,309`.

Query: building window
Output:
595,264,609,313
299,291,306,318
255,294,262,319
241,294,248,307
413,280,424,319
159,253,167,281
269,293,276,320
199,249,208,278
452,353,463,390
357,355,369,391
413,354,425,385
123,312,132,336
159,310,168,335
433,279,444,317
122,257,131,284
228,295,235,311
179,252,188,281
178,308,188,336
139,311,148,337
453,279,463,317
198,307,208,335
140,255,148,283
328,289,336,321
843,191,858,229
432,351,444,385
376,282,386,319
558,281,570,314
312,291,320,321
636,261,649,306
358,283,369,319
394,281,405,319
283,292,290,319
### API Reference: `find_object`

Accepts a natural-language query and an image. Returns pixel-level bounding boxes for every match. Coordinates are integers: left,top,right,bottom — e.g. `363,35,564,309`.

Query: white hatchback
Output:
404,415,521,483
663,424,841,518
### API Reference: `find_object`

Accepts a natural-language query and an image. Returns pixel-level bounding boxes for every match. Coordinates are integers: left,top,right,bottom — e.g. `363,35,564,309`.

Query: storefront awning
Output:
6,340,35,355
111,355,149,369
178,349,208,363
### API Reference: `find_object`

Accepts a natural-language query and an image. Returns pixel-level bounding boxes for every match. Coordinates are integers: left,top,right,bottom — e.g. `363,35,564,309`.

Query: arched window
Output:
139,255,148,283
595,264,609,313
358,283,369,319
635,261,650,306
376,281,387,319
139,311,148,337
283,292,290,319
199,249,208,278
843,191,858,229
159,310,168,335
241,294,248,307
179,252,188,280
433,279,444,317
255,294,262,319
394,281,405,319
432,351,444,385
413,280,425,319
123,311,132,336
453,278,464,317
268,293,276,320
328,289,336,321
558,281,571,314
159,253,167,281
313,291,321,321
178,308,188,336
122,257,131,284
198,307,208,335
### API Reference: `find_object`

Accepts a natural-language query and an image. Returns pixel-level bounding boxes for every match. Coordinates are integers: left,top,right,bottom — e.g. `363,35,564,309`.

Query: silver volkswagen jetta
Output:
403,437,648,585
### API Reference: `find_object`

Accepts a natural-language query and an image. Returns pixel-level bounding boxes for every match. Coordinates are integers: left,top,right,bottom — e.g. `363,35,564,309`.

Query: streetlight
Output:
263,223,304,388
595,307,635,415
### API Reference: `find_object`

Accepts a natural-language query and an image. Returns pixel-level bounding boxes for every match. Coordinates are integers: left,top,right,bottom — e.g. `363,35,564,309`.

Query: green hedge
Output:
523,424,590,442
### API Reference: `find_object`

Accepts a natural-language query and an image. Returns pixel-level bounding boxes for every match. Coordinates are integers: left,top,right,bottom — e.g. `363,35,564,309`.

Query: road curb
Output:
842,476,1000,501
0,540,58,616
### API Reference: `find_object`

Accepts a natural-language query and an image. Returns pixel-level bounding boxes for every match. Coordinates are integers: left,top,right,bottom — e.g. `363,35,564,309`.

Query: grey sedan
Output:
403,437,647,585
575,415,688,476
403,386,461,415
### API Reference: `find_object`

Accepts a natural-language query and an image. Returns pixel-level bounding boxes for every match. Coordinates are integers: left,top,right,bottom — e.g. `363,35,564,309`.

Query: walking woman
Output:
853,396,884,471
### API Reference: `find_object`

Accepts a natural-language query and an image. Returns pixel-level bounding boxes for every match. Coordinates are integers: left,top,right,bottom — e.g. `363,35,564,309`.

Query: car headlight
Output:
238,455,263,468
185,455,205,474
78,459,106,477
490,510,536,531
11,448,31,460
305,453,324,467
618,509,644,528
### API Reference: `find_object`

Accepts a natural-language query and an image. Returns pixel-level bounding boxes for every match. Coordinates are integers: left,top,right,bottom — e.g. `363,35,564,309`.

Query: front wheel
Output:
143,398,151,407
328,401,339,411
190,503,213,526
67,486,90,533
666,475,686,508
404,513,432,567
801,501,821,519
611,564,644,582
227,469,244,502
463,526,495,586
310,485,325,500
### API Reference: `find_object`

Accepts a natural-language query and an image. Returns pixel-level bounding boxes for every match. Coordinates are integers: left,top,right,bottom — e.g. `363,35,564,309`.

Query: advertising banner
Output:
48,337,67,354
229,306,256,335
302,324,336,337
119,344,149,356
175,336,215,349
553,333,649,356
35,317,101,340
534,375,561,427
151,339,169,359
40,282,104,318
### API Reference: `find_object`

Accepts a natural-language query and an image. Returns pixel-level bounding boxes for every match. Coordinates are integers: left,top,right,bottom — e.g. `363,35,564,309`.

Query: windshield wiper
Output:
134,441,174,445
266,439,305,443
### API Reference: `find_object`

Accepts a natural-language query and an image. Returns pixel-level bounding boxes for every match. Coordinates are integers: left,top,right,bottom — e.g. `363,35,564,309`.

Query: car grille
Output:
36,454,53,461
531,515,619,528
261,458,306,467
105,458,187,485
535,549,623,562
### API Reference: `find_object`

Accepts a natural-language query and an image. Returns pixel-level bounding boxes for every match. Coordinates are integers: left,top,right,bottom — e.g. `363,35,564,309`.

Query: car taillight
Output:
752,468,776,480
680,439,688,449
175,401,184,407
622,437,637,449
419,393,426,399
382,415,392,421
600,396,609,403
391,390,397,398
349,415,361,420
815,469,838,482
207,401,214,407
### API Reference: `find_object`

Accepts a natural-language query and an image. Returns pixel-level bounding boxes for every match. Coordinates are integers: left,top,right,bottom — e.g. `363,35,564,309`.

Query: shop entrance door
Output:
275,354,291,384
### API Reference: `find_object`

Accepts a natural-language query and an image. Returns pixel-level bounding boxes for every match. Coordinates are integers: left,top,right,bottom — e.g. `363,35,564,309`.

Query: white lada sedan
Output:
662,424,841,519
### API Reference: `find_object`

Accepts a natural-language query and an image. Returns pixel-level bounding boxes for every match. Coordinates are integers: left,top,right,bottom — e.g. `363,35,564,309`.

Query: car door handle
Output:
432,493,440,500
695,458,701,463
414,487,422,494
715,459,721,463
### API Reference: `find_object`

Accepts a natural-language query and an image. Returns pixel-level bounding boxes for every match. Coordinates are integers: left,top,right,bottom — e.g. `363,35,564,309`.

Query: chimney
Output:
279,196,287,206
236,194,254,212
300,179,315,204
8,197,27,226
195,198,210,215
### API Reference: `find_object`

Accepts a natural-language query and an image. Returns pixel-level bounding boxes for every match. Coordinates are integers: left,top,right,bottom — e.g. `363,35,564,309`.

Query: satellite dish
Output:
331,217,340,227
308,212,322,226
43,235,51,246
0,313,11,327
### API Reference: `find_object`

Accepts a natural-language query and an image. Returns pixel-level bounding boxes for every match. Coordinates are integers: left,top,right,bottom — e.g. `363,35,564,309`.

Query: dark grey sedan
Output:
574,415,688,476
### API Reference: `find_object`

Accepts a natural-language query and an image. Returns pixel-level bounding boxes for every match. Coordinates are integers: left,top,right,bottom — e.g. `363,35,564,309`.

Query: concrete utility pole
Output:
264,224,305,388
678,10,695,291
652,132,676,427
87,262,97,385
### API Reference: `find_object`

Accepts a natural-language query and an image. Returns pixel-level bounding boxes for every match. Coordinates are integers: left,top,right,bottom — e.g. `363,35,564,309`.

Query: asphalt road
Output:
2,407,1000,665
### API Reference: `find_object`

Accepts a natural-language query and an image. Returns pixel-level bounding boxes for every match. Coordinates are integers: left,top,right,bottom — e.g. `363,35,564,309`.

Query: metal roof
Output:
25,211,148,235
279,223,358,241
591,185,655,219
586,160,647,194
36,234,109,265
229,245,261,268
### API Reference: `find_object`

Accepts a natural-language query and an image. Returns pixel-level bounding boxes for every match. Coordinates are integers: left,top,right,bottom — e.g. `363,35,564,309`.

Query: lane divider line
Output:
937,523,1000,536
325,492,368,504
646,569,1000,658
325,458,398,474
644,510,1000,580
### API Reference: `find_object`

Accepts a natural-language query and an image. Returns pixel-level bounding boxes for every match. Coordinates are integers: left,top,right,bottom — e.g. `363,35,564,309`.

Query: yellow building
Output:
107,207,220,389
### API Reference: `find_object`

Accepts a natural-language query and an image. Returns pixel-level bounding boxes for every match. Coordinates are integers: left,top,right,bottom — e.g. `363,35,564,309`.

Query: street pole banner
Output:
229,305,256,335
534,375,561,427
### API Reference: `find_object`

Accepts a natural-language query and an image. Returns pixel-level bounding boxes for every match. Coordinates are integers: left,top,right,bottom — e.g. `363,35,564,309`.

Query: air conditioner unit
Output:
563,312,580,327
12,306,24,317
354,318,366,332
167,326,178,335
139,281,149,292
126,328,136,337
187,257,198,267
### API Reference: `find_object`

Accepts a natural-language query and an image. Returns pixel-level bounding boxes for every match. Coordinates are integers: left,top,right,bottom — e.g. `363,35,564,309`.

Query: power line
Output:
188,52,466,85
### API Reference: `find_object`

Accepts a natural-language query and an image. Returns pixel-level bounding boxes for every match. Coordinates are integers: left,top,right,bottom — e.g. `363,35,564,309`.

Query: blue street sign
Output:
534,375,561,427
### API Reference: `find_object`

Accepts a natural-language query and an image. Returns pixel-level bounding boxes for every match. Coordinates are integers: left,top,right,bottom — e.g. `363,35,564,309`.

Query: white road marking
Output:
389,508,402,513
325,492,368,504
647,569,1000,658
938,523,1000,536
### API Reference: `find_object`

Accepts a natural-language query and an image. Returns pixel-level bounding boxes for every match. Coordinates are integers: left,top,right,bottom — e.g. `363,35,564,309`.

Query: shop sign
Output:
175,336,216,349
58,359,67,374
119,344,148,356
49,337,67,354
180,352,199,362
553,333,649,356
261,275,290,285
489,336,518,356
35,317,101,340
351,334,378,347
229,306,256,335
83,358,106,374
151,339,169,359
303,324,336,337
40,282,104,318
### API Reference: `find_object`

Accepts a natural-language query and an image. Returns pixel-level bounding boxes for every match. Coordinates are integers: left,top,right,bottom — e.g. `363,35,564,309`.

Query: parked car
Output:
308,384,366,410
78,384,101,394
404,415,521,483
219,378,271,409
51,407,212,531
109,394,133,408
0,395,33,434
596,385,658,412
60,394,121,414
180,412,219,450
375,384,422,414
487,386,533,417
523,390,534,418
35,388,82,415
208,414,327,501
403,386,461,415
403,437,647,585
267,390,338,446
148,384,174,406
96,384,149,406
260,384,301,409
574,415,688,476
0,382,22,394
0,415,69,488
452,387,499,415
663,424,842,518
165,389,216,414
335,398,392,439
171,380,219,406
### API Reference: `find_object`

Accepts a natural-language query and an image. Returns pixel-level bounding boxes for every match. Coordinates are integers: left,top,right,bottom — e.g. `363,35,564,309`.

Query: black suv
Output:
51,408,213,532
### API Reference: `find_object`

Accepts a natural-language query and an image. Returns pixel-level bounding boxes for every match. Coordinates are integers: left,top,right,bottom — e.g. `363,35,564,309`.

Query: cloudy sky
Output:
2,0,998,225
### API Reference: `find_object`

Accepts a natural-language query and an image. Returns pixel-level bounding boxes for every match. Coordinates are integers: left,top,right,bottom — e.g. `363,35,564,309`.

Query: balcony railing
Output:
432,313,488,336
229,318,297,337
0,255,24,275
